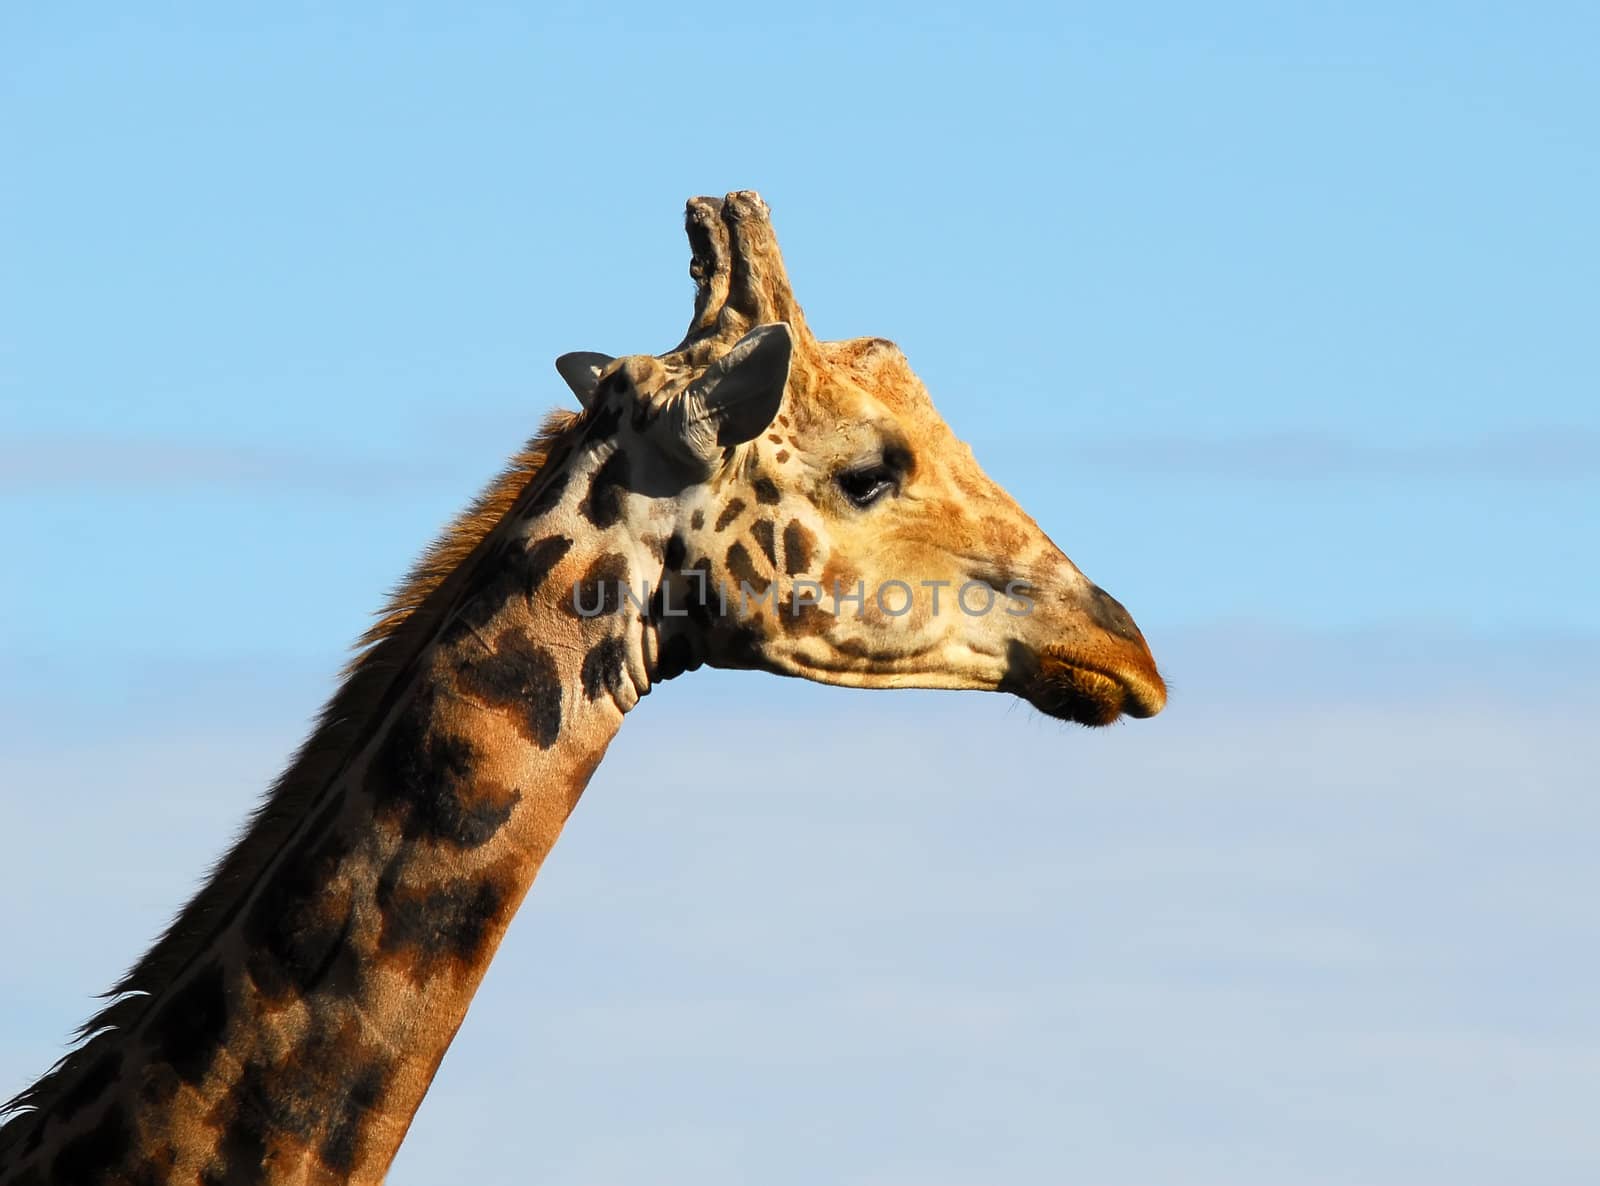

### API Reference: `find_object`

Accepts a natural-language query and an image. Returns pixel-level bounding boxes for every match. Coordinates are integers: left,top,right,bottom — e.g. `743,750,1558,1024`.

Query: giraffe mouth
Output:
1016,647,1167,727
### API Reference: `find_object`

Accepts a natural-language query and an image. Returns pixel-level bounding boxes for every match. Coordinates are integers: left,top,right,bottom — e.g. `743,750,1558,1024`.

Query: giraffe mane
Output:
0,408,585,1150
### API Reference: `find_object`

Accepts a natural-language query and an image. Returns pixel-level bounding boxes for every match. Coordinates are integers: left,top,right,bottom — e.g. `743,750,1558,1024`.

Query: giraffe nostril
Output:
971,570,1013,595
1087,584,1142,643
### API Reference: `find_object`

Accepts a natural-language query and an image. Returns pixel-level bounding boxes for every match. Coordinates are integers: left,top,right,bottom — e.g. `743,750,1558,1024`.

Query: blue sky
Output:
2,4,1597,1184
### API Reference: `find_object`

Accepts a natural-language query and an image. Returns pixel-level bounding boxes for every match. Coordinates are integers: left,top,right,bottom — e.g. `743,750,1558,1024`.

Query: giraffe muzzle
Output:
1021,646,1167,726
1004,586,1168,726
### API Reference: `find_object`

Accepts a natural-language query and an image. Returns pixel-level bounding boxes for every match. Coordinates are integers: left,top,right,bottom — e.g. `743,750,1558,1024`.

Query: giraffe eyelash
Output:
836,463,899,508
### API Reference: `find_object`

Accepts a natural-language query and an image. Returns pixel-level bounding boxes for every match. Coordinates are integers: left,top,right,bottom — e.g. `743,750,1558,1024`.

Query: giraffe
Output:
0,191,1165,1186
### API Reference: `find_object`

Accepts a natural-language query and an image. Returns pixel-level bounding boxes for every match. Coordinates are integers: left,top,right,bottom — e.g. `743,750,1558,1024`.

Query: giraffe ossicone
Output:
0,190,1163,1186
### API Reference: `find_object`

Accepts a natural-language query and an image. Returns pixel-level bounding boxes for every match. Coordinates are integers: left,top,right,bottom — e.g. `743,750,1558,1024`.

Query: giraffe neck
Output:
1,436,671,1186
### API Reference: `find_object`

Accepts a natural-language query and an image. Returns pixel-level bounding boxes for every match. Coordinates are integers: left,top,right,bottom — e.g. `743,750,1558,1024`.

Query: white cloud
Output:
8,424,1597,500
1012,427,1600,481
0,631,1595,1185
0,436,454,496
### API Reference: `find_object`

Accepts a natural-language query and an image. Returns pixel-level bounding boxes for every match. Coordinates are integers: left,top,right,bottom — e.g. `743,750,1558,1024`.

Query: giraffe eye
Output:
836,464,897,509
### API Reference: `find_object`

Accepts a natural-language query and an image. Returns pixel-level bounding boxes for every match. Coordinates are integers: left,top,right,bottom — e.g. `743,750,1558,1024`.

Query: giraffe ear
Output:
678,323,792,456
554,351,614,409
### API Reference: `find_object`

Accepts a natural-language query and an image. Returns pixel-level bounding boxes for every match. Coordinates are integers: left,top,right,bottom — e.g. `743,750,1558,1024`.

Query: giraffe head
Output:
556,192,1164,726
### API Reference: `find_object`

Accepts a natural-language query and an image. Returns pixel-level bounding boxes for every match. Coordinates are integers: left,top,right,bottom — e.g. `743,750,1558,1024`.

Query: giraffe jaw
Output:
1017,647,1167,727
